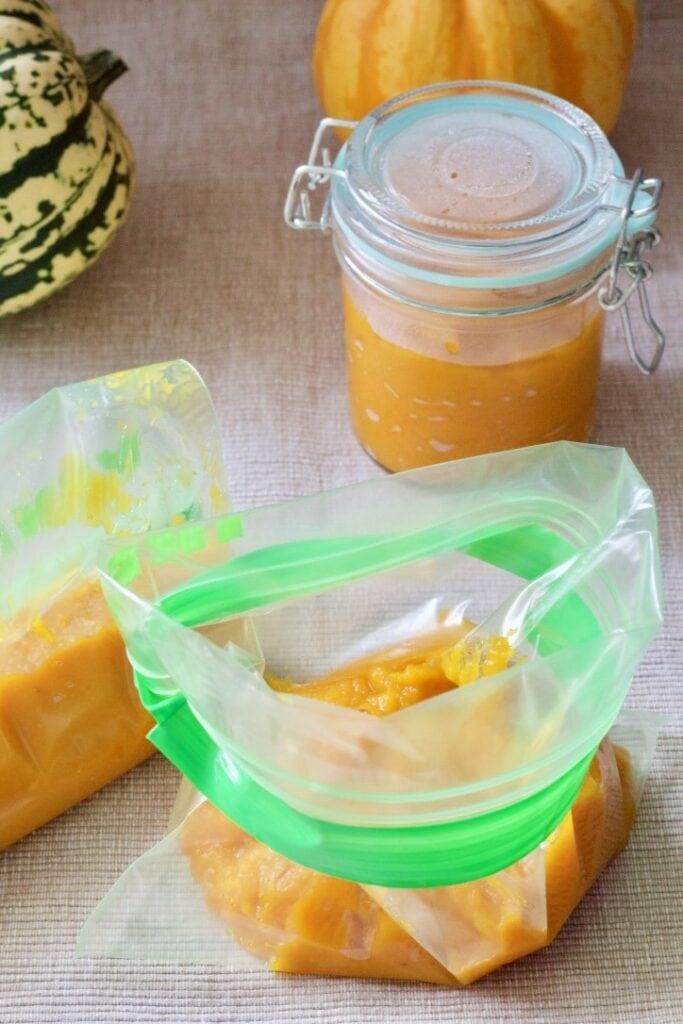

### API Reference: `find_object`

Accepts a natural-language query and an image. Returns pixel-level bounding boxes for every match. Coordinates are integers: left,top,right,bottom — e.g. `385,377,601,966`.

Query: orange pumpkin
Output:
313,0,638,135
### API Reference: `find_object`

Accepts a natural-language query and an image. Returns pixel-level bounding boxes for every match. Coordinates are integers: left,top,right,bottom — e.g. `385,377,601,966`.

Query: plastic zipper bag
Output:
80,709,663,984
0,360,228,849
80,442,663,982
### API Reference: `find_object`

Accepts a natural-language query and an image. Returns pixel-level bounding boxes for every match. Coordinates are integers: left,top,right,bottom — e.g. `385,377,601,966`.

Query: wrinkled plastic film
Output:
98,444,662,839
365,848,548,985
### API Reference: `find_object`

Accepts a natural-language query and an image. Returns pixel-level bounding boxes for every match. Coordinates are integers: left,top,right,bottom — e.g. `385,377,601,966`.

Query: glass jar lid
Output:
346,81,616,243
329,82,657,289
285,81,665,372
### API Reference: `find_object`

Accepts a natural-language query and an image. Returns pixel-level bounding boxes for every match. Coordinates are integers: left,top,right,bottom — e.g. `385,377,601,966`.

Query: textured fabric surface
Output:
0,2,681,1022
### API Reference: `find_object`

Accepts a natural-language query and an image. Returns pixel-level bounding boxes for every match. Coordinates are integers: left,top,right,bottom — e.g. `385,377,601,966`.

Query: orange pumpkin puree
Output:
344,290,604,471
181,631,634,984
0,578,153,849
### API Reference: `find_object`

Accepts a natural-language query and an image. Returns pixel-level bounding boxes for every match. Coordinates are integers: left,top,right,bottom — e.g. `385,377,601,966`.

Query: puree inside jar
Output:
343,288,603,472
181,628,634,984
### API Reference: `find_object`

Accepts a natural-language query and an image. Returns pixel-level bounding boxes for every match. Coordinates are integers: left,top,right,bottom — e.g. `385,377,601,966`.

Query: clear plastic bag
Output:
79,716,664,985
0,360,228,849
79,442,663,982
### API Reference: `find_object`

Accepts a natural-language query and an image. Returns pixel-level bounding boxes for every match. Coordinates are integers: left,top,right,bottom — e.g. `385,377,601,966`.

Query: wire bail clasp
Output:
598,170,665,375
284,117,357,231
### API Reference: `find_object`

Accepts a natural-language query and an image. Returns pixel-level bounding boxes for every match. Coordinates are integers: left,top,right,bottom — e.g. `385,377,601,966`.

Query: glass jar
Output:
285,82,664,471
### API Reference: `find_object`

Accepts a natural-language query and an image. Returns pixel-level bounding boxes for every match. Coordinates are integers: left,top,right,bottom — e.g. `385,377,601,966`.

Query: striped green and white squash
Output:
0,0,134,316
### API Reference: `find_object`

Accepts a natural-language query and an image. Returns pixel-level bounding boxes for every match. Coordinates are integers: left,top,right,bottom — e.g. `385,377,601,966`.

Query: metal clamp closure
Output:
284,117,357,230
599,170,665,375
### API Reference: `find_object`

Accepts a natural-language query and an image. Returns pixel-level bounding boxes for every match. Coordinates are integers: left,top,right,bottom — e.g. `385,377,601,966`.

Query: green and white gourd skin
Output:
0,0,134,315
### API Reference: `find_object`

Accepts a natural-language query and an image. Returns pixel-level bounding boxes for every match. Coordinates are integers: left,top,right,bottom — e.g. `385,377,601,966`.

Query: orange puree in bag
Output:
344,291,604,472
0,578,153,849
181,633,635,984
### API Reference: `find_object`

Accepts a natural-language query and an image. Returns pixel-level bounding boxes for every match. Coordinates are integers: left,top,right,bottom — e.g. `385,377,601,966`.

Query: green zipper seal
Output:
143,690,593,888
133,520,600,887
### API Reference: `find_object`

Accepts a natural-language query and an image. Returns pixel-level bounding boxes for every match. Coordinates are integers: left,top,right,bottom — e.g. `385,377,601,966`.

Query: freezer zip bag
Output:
0,360,228,849
81,442,663,982
80,708,663,984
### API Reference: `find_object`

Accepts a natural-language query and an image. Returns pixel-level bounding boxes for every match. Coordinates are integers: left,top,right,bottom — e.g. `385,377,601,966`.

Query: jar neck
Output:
333,225,611,316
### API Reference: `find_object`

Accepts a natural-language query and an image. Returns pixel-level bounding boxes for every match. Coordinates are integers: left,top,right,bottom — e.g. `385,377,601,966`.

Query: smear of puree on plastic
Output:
9,447,138,544
181,627,635,985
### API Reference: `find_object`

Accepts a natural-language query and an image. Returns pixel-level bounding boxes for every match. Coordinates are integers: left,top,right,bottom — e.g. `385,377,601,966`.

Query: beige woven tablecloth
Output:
1,2,681,1022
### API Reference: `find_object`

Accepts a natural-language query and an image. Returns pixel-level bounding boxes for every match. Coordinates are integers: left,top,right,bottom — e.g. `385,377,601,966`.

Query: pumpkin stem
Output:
78,49,128,101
